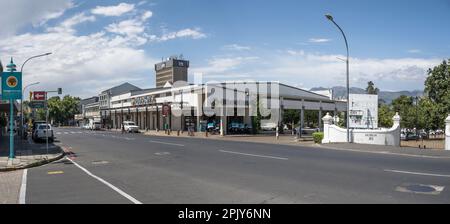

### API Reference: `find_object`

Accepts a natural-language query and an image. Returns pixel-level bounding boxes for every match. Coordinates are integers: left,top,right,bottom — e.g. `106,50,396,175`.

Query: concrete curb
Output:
0,150,65,172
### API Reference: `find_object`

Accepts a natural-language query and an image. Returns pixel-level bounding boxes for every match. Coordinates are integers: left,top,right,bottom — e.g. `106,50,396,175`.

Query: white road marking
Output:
56,132,62,135
19,169,28,204
65,157,142,204
384,169,450,178
149,140,184,147
64,132,69,134
219,150,289,160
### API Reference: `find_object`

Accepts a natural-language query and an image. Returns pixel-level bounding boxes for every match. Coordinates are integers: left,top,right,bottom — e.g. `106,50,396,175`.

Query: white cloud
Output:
308,38,332,43
106,19,145,36
47,13,96,34
222,44,251,51
159,28,207,41
141,11,153,21
192,56,259,76
192,51,440,91
91,3,135,16
0,0,74,36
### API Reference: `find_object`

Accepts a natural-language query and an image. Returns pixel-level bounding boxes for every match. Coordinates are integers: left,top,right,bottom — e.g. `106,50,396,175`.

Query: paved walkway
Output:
0,170,23,204
0,134,64,171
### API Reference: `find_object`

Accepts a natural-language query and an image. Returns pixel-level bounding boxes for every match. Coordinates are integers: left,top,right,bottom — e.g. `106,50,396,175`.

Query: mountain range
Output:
310,86,423,104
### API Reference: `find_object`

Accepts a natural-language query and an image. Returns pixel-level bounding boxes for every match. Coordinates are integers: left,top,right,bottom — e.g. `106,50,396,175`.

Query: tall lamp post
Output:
325,13,350,143
21,82,40,139
20,53,52,139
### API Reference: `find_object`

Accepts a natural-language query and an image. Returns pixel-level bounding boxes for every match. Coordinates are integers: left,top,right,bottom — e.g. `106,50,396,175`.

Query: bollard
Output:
205,131,208,137
177,130,180,136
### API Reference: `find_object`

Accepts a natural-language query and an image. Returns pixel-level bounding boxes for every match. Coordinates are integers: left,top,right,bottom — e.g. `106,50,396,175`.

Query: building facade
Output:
155,56,189,88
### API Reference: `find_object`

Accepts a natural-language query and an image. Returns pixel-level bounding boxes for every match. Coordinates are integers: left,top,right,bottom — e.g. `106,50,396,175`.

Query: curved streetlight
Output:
325,13,350,143
20,52,52,138
21,82,40,135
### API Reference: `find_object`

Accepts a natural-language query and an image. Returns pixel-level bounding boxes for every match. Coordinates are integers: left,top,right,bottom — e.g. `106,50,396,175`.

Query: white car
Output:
33,124,54,142
89,121,102,130
260,122,277,131
123,121,139,133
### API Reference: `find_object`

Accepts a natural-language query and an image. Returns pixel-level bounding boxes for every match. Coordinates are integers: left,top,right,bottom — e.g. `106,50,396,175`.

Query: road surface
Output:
22,127,450,204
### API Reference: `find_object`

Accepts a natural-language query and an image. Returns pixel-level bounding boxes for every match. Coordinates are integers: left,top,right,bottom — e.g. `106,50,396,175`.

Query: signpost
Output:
33,91,46,101
29,101,46,109
2,58,22,159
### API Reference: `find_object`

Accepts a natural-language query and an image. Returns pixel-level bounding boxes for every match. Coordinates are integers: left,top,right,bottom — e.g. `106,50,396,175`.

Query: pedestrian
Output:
121,123,125,134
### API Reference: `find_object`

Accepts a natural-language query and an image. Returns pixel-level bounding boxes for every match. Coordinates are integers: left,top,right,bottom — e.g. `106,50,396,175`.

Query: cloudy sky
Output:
0,0,449,98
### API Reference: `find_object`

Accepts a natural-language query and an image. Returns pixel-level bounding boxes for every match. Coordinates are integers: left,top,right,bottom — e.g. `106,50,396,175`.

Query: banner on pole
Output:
1,72,22,100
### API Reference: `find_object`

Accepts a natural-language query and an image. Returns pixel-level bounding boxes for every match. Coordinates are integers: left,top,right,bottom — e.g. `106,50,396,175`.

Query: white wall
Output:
445,114,450,151
322,112,401,146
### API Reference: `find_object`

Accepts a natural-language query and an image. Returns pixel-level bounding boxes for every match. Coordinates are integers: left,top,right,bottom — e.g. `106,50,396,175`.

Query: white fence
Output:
322,112,401,146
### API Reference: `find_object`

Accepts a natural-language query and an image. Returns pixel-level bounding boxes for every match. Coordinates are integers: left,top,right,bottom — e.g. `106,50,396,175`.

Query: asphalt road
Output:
24,127,450,204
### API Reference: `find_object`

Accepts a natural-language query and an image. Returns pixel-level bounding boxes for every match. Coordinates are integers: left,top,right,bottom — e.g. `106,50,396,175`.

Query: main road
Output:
23,127,450,203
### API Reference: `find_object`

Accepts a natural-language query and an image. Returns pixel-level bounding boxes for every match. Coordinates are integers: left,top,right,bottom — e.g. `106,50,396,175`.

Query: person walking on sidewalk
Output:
121,124,125,134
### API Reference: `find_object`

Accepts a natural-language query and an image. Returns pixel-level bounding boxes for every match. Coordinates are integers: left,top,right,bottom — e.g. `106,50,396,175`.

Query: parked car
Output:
260,122,277,131
123,121,139,133
402,132,419,141
89,121,102,130
206,121,220,134
32,121,46,133
33,124,54,142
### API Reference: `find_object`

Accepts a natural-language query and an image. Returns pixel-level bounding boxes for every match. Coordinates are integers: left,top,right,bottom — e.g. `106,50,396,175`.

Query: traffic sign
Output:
33,91,46,101
29,101,46,109
1,72,22,100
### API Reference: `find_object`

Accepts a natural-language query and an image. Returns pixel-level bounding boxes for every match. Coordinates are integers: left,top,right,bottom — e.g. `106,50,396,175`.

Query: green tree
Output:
392,95,416,128
366,81,379,95
378,104,394,127
283,109,300,129
424,59,450,129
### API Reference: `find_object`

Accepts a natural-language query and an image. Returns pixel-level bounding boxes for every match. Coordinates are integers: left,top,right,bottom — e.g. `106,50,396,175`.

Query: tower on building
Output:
154,55,189,88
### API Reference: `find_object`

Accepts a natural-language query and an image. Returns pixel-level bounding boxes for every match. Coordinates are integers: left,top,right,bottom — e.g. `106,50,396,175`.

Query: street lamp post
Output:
20,53,52,139
21,82,40,139
325,14,350,143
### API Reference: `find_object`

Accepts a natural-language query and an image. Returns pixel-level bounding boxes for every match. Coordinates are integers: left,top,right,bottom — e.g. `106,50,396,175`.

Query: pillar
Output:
445,114,450,151
220,116,228,136
322,112,333,144
300,106,305,137
318,102,323,132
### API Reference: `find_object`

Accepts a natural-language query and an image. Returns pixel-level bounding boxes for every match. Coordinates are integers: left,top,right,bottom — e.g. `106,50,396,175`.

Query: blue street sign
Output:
1,72,22,100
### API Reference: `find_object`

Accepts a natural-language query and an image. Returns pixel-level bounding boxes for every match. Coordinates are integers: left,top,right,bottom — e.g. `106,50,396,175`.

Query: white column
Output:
322,113,333,143
392,112,401,147
445,114,450,151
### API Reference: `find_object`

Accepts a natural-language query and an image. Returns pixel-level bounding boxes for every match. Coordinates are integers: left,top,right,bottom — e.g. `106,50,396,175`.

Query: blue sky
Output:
0,0,449,97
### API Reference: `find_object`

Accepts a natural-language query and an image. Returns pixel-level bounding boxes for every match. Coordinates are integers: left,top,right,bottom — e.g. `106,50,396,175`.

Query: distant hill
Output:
310,86,423,104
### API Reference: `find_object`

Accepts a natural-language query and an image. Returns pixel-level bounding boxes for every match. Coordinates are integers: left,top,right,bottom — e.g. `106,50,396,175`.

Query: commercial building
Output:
155,56,189,88
79,57,347,135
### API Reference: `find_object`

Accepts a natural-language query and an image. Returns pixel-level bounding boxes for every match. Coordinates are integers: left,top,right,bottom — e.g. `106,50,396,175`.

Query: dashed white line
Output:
19,169,28,204
65,157,142,204
384,169,450,178
149,140,184,147
219,150,289,160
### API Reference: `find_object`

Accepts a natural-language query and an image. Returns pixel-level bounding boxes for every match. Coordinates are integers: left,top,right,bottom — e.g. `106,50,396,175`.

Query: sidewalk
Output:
0,134,65,171
319,143,450,158
140,129,316,146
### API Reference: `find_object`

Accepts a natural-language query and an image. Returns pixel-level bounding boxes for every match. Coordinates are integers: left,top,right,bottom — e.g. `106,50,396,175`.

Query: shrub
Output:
312,132,324,144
